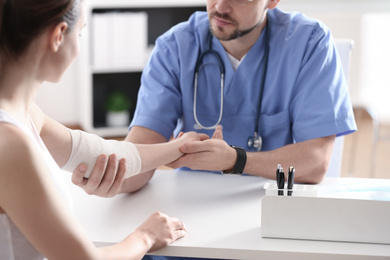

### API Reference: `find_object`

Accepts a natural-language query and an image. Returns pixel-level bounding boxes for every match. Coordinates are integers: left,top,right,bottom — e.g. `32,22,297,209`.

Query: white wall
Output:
360,13,390,122
35,0,390,125
35,56,82,125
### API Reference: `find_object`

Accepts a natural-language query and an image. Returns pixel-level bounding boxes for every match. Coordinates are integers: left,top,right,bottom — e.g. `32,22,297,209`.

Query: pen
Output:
288,166,295,196
276,164,285,196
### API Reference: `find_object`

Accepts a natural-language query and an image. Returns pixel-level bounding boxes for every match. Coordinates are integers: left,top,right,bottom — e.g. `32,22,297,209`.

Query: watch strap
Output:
222,146,247,174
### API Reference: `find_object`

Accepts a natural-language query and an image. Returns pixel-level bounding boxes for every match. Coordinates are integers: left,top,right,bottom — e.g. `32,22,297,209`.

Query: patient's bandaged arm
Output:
61,130,141,178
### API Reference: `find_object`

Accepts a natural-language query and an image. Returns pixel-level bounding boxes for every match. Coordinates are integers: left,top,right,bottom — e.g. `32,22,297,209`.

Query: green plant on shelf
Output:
105,91,131,112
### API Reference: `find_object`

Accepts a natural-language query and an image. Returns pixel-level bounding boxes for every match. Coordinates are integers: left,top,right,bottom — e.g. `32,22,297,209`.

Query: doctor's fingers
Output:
177,131,184,139
180,131,209,142
179,140,208,154
166,152,214,170
180,138,226,154
165,155,187,169
168,152,217,170
211,125,224,139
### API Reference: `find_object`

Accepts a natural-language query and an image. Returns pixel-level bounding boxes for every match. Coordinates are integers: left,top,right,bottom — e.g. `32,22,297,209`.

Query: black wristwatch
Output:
221,146,247,175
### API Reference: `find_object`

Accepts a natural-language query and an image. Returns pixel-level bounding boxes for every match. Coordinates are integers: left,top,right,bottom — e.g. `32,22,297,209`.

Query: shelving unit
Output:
78,0,206,137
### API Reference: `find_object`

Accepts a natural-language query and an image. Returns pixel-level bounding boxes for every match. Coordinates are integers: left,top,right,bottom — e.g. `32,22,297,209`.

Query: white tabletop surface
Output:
65,169,390,259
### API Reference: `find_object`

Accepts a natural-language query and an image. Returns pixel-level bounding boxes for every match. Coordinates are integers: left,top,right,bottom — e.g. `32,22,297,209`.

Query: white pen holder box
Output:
261,183,390,244
263,182,318,197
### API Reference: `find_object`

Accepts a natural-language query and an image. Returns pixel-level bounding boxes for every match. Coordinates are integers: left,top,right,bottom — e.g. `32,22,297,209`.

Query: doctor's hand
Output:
175,131,210,144
167,125,231,170
71,154,127,197
168,138,237,172
176,125,222,140
211,125,223,139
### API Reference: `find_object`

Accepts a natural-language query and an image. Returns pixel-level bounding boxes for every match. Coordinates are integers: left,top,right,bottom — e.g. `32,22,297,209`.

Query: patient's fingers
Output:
106,158,127,197
71,154,107,188
71,154,125,197
71,163,88,187
96,154,119,195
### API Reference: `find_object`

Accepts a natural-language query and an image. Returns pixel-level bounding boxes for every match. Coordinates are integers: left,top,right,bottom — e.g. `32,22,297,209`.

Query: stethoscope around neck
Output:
193,14,270,151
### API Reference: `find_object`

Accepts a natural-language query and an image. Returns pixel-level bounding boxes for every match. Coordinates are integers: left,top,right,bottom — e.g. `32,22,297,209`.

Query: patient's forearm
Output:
61,130,142,179
61,130,187,180
134,140,184,173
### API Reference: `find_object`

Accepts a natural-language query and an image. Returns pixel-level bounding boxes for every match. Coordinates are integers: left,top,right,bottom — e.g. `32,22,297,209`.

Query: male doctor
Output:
72,0,356,197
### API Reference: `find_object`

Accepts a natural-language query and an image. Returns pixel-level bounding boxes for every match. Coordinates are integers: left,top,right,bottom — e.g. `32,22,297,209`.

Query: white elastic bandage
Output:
62,130,141,178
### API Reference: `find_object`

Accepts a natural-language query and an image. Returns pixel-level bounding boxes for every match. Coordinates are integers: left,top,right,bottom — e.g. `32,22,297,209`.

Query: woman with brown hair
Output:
0,1,207,259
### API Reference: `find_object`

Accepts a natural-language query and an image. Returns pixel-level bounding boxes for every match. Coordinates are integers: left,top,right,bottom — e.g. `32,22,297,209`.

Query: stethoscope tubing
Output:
254,16,270,135
193,32,225,130
193,13,270,151
193,71,225,130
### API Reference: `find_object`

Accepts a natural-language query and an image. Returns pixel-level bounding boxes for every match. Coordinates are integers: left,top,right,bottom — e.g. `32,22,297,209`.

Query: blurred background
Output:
35,0,390,179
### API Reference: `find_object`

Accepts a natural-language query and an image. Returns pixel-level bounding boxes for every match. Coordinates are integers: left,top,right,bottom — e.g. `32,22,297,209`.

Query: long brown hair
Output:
0,0,80,61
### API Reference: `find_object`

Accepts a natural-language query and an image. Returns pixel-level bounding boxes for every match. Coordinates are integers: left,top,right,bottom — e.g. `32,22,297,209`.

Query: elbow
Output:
125,170,155,193
307,169,326,184
296,134,336,184
311,162,329,184
297,161,328,184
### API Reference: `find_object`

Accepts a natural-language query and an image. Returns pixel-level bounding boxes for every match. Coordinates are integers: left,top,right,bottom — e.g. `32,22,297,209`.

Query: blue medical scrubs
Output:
134,8,356,260
131,8,356,153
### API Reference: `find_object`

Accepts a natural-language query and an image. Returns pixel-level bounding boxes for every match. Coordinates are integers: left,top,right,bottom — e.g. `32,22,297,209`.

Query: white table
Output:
65,169,390,259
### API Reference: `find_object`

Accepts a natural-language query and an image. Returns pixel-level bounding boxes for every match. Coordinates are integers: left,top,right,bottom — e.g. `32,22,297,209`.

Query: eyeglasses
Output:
229,0,254,7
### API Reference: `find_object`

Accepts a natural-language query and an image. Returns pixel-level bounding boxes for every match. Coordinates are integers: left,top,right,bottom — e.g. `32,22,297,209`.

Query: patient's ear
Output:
49,22,68,52
268,0,280,9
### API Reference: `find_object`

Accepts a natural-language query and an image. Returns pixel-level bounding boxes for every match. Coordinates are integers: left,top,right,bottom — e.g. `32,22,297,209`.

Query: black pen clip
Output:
287,166,295,196
276,164,285,196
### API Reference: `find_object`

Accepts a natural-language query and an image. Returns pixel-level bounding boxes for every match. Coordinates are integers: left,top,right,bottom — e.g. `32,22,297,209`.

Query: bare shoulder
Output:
0,122,32,153
0,122,56,213
0,123,38,181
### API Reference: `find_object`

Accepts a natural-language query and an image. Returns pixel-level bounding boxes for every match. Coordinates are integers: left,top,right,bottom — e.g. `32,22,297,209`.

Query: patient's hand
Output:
71,154,127,197
71,132,209,196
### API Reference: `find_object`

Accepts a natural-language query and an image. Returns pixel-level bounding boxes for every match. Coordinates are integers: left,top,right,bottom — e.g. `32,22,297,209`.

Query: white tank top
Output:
0,109,73,260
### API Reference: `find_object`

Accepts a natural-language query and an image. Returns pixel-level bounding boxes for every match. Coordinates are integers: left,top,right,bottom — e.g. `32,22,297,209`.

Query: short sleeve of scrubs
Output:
130,29,183,140
284,18,356,142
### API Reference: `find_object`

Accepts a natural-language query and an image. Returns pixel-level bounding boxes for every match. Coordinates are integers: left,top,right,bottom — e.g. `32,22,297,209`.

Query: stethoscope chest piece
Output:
247,132,262,151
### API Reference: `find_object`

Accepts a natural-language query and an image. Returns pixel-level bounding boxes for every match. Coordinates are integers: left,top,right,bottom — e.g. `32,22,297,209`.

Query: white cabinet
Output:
79,0,206,137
